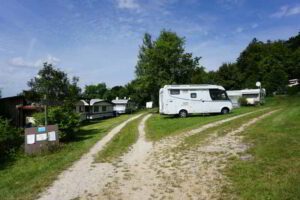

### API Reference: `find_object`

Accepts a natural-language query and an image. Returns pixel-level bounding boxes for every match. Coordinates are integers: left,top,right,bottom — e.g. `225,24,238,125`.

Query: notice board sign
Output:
25,125,59,155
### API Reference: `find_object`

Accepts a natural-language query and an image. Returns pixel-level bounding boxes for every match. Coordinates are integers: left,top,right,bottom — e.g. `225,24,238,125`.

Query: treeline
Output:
206,35,300,93
83,30,300,106
22,30,300,108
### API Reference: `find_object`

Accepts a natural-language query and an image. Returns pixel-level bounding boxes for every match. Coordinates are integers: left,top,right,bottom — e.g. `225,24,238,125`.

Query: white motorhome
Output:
159,85,233,117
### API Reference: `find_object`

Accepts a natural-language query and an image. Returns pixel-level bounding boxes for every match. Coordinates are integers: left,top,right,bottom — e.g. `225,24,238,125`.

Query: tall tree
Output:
135,30,200,105
27,62,81,104
103,86,128,101
191,66,208,84
83,83,107,99
215,63,242,90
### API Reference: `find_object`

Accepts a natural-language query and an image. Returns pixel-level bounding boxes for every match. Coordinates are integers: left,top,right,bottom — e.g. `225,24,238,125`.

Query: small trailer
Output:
227,88,266,107
159,84,233,117
112,97,135,114
75,99,115,120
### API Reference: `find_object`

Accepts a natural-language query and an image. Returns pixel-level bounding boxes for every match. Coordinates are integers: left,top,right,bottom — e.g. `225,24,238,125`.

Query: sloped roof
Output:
78,99,112,106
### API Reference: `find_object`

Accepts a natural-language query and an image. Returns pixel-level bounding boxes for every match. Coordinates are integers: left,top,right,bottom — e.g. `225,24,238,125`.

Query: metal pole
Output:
44,94,48,126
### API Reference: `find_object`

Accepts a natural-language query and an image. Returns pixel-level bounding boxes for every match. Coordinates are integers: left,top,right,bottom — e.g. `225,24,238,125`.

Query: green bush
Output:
33,106,80,140
287,86,300,96
0,117,22,159
238,97,248,106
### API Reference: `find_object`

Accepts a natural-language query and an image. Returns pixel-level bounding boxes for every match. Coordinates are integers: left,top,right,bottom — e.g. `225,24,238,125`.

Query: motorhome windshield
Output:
209,89,229,101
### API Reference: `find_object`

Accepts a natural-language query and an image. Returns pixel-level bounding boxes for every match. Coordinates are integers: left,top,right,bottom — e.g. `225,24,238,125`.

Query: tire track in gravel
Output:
38,108,274,200
37,114,143,200
96,109,274,200
145,109,278,200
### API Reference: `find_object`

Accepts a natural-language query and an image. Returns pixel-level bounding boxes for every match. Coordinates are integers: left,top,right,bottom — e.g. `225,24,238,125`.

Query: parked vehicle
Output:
75,99,115,120
112,97,136,114
159,85,233,117
227,89,266,107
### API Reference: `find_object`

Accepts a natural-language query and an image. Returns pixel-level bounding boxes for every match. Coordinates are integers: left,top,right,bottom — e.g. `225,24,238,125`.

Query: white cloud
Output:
8,55,60,68
235,27,244,33
271,5,300,18
116,0,140,10
217,0,244,9
251,23,258,29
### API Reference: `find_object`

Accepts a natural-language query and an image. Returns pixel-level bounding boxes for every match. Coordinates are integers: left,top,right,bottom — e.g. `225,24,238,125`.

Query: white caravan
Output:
227,88,266,107
159,85,233,117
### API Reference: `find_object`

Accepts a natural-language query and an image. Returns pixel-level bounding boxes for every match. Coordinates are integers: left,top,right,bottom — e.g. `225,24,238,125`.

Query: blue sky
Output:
0,0,299,97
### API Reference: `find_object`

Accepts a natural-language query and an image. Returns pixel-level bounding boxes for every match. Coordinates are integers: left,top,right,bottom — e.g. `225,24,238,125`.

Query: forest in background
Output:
82,31,300,106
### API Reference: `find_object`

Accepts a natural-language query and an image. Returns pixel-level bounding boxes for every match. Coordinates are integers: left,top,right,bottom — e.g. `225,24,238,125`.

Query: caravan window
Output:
79,106,84,113
170,89,180,95
209,89,229,101
242,93,258,98
102,106,107,112
94,106,99,113
190,93,197,98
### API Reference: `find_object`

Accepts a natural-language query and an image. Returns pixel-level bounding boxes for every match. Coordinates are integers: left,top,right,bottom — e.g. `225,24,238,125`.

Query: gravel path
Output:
94,109,275,200
38,109,275,200
37,114,143,200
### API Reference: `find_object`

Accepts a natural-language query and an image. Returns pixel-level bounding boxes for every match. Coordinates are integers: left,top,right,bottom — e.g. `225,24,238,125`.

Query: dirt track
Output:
38,110,275,200
37,114,143,200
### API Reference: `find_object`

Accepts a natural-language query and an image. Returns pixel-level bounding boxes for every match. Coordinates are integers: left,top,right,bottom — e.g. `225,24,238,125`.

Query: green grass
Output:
0,114,133,200
182,108,273,149
146,106,268,141
223,96,300,200
95,115,143,163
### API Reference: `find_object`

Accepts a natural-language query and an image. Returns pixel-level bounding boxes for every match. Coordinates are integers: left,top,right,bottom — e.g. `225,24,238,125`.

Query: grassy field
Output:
0,114,134,200
95,115,143,163
181,108,273,149
223,96,300,199
146,106,269,141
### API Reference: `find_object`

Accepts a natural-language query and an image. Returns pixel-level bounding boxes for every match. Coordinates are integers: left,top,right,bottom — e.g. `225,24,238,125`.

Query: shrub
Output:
287,85,300,96
238,97,248,106
33,106,81,140
0,117,22,159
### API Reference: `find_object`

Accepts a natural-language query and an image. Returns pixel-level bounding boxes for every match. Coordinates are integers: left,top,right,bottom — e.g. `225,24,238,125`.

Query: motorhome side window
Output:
191,93,197,98
209,89,228,100
170,89,180,95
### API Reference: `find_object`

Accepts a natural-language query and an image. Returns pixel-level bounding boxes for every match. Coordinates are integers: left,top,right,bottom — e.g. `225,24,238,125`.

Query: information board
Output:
24,125,59,154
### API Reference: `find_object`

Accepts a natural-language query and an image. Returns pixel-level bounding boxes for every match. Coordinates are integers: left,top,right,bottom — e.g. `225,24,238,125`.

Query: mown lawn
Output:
95,114,144,163
182,108,273,149
223,96,300,200
146,105,269,141
0,114,133,200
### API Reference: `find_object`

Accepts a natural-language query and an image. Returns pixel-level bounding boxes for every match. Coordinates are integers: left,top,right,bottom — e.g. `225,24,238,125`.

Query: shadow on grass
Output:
0,153,19,170
62,128,101,143
159,113,226,119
